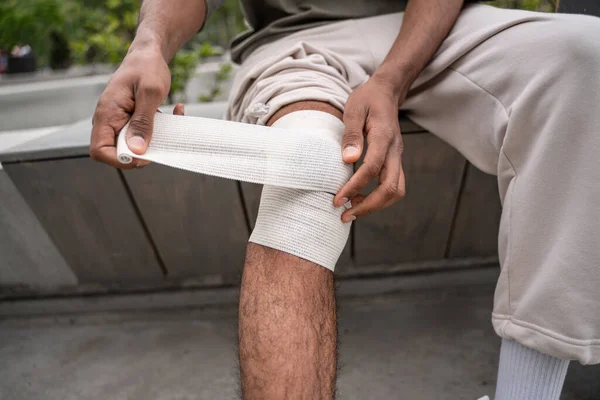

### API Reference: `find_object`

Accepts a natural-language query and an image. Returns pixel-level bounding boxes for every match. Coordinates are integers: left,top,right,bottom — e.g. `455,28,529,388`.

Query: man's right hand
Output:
90,44,171,168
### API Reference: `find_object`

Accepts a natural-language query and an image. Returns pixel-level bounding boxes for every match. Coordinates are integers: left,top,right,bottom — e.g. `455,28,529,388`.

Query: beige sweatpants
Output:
227,4,600,364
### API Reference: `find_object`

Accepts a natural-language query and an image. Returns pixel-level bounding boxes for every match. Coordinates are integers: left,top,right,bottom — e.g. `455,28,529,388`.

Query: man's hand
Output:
89,0,208,169
334,76,406,222
334,0,464,222
90,44,171,169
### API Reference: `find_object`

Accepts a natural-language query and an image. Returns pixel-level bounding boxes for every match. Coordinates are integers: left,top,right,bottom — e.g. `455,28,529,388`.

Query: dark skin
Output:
90,0,464,398
239,242,337,399
334,0,464,222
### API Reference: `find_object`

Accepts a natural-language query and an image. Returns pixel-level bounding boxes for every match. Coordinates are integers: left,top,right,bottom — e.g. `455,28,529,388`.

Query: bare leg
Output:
239,101,342,400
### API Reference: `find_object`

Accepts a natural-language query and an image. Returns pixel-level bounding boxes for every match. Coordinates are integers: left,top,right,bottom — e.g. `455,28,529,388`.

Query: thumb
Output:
173,103,185,116
342,105,366,164
127,84,165,154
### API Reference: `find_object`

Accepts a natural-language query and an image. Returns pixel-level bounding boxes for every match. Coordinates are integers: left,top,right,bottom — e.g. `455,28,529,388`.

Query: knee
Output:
250,186,350,272
267,100,343,126
247,110,352,272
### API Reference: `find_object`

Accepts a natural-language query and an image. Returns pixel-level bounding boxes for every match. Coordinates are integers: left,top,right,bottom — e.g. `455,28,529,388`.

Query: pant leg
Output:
358,5,600,364
230,4,600,363
227,19,372,124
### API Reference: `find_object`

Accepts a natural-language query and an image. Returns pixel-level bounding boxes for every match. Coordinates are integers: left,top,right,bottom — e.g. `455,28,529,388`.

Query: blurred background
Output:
0,0,245,104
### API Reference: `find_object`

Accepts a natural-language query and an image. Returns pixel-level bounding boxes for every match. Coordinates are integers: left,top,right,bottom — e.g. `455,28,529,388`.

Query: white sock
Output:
494,339,569,400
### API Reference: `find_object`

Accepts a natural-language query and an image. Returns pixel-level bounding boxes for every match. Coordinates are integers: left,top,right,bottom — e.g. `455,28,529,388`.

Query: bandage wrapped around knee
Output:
117,110,352,271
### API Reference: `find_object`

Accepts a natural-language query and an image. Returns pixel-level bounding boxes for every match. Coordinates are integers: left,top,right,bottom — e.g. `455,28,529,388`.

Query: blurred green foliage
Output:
198,63,234,102
0,0,236,100
0,0,138,66
0,0,65,65
486,0,556,11
199,0,247,48
66,0,139,65
169,43,222,102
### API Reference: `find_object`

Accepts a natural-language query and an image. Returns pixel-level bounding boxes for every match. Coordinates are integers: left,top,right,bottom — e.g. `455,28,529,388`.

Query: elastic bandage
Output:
117,110,352,270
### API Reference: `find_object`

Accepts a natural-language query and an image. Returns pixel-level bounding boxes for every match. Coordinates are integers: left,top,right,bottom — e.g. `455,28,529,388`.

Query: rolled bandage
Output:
117,110,352,270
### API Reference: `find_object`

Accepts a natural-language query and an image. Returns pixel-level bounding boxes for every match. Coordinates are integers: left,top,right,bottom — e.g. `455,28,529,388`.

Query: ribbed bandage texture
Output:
117,111,352,270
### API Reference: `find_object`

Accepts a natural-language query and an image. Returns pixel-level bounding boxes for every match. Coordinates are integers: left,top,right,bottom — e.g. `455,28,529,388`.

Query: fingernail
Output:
343,146,360,159
337,197,349,207
343,215,357,223
128,135,145,150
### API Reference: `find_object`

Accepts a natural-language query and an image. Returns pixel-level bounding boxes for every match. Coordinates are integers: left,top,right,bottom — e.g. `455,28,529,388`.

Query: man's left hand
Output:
334,76,406,222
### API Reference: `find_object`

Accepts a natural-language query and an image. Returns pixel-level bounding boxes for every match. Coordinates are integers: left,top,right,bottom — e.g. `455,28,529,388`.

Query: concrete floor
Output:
1,269,599,400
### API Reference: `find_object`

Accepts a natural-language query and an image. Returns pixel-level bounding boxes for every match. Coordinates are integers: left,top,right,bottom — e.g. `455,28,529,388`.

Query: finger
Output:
348,194,366,208
334,125,393,206
130,103,184,168
135,160,152,168
341,103,366,164
341,137,404,221
393,166,406,207
90,121,123,167
126,82,166,155
125,103,183,168
173,103,185,116
90,109,150,170
90,145,137,169
339,194,366,223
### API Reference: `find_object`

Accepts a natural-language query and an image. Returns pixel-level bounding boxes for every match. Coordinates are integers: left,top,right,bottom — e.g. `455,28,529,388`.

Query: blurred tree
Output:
169,43,222,103
65,0,139,65
63,0,227,101
198,0,247,48
198,63,234,102
0,0,65,66
487,0,556,11
49,31,73,70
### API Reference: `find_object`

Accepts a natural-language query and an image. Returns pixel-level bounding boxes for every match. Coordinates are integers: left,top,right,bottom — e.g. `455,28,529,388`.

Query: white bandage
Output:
117,110,351,270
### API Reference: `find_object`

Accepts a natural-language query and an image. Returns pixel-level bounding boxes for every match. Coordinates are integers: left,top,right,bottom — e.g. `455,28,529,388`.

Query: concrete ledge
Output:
0,102,231,163
0,75,110,130
0,256,498,301
0,266,500,317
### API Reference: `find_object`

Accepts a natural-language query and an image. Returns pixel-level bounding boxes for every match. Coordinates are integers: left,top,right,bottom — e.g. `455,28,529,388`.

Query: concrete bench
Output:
0,102,501,298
